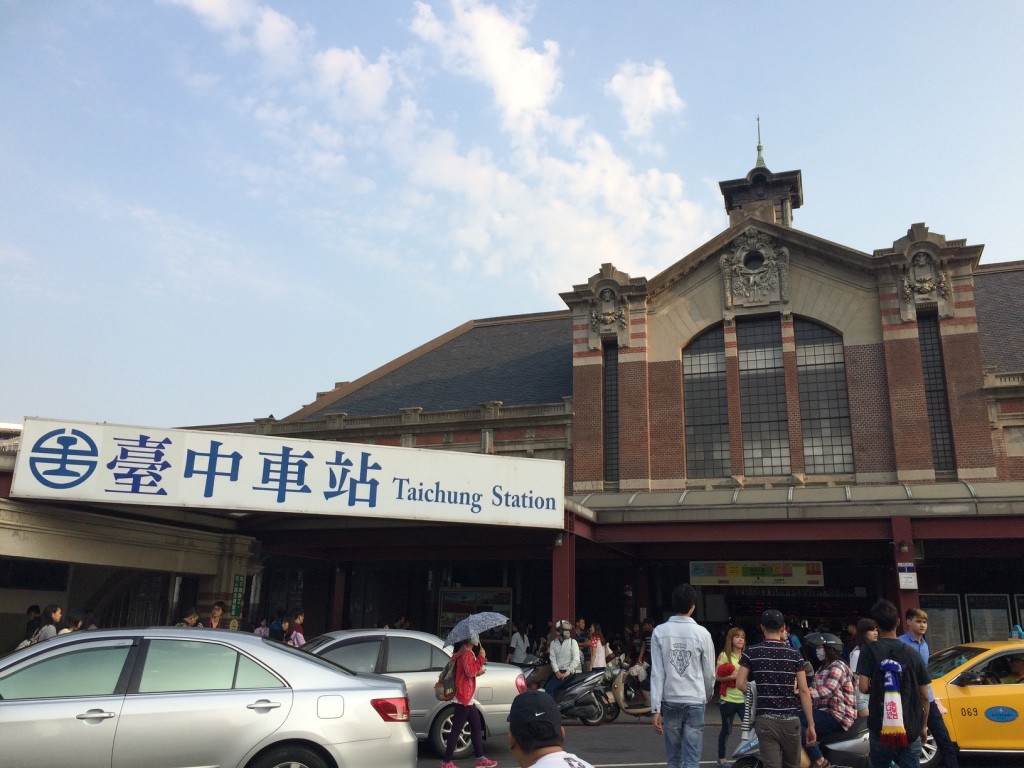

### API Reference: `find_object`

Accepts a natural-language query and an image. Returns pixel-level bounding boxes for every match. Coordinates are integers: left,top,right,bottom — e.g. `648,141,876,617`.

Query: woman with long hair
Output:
847,617,879,717
715,626,746,766
34,604,63,642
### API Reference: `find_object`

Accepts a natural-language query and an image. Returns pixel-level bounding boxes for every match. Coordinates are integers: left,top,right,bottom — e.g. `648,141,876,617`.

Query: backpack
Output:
867,641,924,738
434,654,458,701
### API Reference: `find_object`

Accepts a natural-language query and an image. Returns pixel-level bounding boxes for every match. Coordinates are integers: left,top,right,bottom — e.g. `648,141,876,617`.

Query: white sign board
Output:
12,418,564,529
898,563,919,590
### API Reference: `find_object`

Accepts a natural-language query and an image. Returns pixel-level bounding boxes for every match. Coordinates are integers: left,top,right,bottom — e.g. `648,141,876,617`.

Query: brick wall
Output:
649,359,685,481
618,358,651,484
883,333,934,476
940,324,996,474
572,363,604,487
845,343,897,474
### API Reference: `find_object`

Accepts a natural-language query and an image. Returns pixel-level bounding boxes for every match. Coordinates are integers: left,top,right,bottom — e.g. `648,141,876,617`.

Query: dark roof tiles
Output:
303,314,572,420
975,265,1024,374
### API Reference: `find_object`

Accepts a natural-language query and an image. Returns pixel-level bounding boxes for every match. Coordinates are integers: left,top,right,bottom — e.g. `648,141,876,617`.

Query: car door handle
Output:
246,700,282,710
76,709,116,720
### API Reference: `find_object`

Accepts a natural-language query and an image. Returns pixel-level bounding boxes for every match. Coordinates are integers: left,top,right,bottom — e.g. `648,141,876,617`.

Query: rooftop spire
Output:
755,115,766,168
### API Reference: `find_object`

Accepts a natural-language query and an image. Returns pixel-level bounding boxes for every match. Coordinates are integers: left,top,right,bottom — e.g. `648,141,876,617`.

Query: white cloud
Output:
165,0,258,31
410,0,561,138
167,0,715,299
252,6,309,76
312,47,393,121
605,60,684,141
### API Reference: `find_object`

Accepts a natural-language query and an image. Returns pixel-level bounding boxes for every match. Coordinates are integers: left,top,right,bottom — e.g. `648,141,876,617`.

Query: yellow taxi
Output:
928,639,1024,763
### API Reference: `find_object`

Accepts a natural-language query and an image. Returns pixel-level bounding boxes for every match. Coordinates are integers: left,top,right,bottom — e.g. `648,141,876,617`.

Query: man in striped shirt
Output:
736,609,816,768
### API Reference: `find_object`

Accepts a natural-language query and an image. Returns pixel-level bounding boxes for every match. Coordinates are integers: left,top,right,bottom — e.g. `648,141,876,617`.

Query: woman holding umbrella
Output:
440,611,507,768
441,633,498,768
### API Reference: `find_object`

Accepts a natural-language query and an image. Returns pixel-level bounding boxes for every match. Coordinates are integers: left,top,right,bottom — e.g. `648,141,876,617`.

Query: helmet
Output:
804,632,843,655
556,619,573,637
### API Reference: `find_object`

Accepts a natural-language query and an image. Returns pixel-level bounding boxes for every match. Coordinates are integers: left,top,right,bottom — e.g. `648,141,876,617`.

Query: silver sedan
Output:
0,627,417,768
303,629,528,759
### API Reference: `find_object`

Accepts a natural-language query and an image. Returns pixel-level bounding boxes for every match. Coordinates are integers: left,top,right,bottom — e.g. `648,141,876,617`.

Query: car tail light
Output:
371,697,410,722
515,673,527,693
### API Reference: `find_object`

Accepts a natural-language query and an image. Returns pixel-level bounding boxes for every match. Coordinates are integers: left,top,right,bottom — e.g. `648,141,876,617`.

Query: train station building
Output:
3,151,1023,652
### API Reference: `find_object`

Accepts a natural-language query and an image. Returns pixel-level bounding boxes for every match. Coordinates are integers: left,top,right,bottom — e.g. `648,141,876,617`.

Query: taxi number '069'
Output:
960,707,979,717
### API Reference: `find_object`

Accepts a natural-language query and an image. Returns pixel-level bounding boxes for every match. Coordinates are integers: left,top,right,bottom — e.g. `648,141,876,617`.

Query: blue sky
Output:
3,1,1022,428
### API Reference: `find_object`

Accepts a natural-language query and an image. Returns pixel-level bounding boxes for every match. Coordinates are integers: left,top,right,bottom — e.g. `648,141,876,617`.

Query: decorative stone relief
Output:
589,286,628,335
721,227,790,314
898,251,954,320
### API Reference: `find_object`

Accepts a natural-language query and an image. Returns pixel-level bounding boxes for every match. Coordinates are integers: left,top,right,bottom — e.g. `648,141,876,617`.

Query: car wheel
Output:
919,731,943,768
249,744,330,768
430,708,472,760
604,701,620,722
578,693,606,726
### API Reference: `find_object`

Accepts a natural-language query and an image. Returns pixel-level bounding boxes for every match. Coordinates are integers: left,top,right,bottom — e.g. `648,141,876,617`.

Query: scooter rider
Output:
545,619,582,696
800,632,858,768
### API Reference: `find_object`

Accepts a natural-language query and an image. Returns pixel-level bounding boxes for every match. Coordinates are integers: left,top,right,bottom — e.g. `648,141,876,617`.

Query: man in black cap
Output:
735,608,815,768
507,690,595,768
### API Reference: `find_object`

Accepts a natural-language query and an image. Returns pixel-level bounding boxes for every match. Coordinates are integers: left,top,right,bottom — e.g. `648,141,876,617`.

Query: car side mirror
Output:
955,672,987,686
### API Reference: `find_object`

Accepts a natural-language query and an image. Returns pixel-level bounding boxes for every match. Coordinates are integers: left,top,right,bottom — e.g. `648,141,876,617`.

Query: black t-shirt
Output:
855,637,930,735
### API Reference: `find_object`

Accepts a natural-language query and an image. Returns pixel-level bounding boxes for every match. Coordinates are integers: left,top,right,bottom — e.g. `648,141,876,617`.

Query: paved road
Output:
415,713,1020,768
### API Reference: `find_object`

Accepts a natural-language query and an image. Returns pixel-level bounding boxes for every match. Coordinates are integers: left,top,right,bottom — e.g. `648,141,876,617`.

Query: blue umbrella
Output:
444,611,509,646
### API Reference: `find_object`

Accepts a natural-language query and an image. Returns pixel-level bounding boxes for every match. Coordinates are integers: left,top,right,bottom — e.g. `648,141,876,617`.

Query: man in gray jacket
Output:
650,583,716,768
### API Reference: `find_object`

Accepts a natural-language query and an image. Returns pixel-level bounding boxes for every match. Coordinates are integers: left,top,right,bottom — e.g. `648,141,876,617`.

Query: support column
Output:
551,511,576,624
724,320,745,481
889,516,919,620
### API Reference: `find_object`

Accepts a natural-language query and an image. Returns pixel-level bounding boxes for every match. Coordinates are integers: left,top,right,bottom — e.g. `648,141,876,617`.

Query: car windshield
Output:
928,645,987,678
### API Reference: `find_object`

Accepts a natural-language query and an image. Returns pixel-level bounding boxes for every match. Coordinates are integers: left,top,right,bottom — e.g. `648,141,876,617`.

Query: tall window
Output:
737,316,790,476
796,320,854,474
918,312,955,471
683,326,729,478
603,340,619,482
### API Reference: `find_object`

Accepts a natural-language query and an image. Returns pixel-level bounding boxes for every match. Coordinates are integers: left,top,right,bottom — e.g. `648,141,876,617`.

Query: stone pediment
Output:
647,217,874,305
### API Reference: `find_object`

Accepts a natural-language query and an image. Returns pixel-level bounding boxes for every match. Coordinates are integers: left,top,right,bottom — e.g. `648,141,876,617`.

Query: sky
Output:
2,1,1023,429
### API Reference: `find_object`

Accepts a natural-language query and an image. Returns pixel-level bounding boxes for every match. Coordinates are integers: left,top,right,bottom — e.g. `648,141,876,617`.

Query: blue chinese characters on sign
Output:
253,445,314,503
324,449,382,507
27,428,100,489
105,434,173,495
184,440,242,498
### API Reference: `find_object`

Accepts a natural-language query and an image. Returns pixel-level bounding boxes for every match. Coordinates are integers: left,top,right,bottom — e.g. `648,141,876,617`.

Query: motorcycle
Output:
730,720,871,768
731,680,871,768
601,656,652,722
550,669,608,726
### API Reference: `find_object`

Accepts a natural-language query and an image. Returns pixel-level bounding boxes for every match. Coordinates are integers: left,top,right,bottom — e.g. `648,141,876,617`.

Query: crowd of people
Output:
506,592,995,768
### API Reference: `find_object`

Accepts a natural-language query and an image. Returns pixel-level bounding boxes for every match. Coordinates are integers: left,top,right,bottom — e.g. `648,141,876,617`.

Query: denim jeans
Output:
928,703,959,768
798,708,846,761
718,700,744,759
661,701,705,768
868,732,922,768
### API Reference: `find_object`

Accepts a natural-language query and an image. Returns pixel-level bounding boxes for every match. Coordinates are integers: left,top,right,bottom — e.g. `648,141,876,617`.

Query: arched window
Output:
682,316,855,479
683,325,729,478
795,319,854,474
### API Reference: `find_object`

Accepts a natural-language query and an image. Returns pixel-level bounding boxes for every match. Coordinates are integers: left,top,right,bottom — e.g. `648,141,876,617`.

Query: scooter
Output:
731,681,870,768
730,720,871,768
551,670,608,726
601,656,652,722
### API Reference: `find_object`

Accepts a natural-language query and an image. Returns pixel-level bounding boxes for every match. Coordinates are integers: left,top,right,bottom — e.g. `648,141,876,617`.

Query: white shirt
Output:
549,636,582,675
510,631,530,663
531,750,595,768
